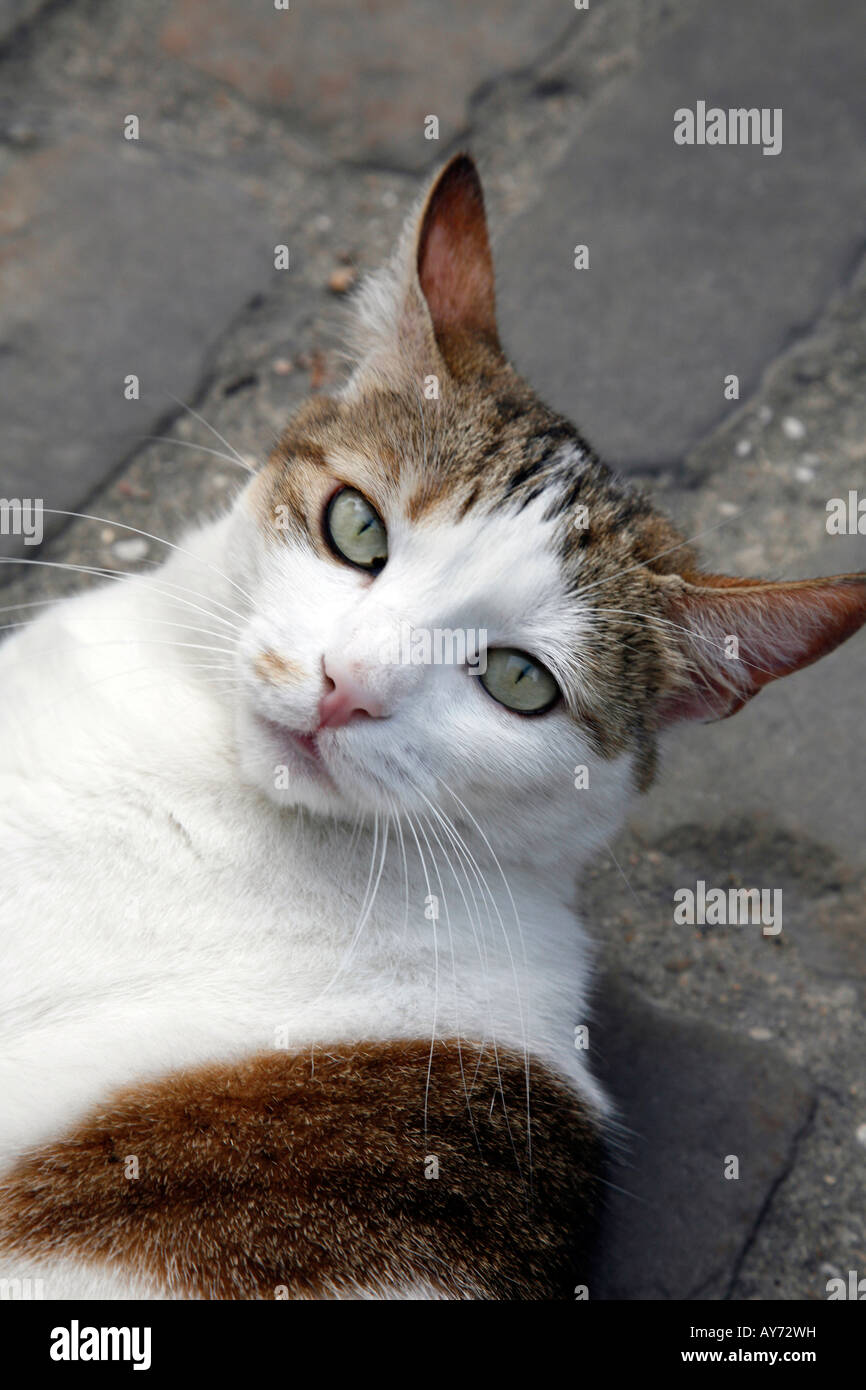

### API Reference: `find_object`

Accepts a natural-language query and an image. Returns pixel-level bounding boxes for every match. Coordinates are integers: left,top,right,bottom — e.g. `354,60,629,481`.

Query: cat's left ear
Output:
654,571,866,724
348,152,500,382
413,152,500,361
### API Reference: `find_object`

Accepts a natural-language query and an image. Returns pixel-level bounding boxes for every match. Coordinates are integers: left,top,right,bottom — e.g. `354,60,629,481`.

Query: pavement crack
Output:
686,1266,728,1300
722,1093,819,1300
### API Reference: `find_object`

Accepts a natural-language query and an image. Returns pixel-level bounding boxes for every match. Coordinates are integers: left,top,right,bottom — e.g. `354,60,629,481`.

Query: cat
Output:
0,153,863,1301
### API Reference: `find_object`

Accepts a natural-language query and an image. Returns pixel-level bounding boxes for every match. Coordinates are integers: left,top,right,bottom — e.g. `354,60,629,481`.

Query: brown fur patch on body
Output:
0,1041,603,1300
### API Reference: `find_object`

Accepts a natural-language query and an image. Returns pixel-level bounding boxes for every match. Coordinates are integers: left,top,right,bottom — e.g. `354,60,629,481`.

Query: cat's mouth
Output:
257,715,337,789
288,730,323,766
249,707,411,811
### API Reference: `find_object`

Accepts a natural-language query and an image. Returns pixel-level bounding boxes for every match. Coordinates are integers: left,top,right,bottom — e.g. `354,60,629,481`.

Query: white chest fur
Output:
0,545,607,1168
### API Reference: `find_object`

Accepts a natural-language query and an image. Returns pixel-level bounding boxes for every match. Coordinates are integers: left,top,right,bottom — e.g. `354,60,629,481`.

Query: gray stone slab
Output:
633,632,866,879
590,976,815,1300
497,0,866,470
157,0,573,171
634,246,866,872
0,138,274,559
0,0,48,46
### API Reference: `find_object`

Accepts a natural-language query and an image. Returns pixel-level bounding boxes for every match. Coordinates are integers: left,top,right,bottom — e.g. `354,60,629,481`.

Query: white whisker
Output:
166,392,261,474
424,780,533,1192
416,811,480,1153
136,435,254,471
0,555,247,630
402,811,439,1147
41,508,255,608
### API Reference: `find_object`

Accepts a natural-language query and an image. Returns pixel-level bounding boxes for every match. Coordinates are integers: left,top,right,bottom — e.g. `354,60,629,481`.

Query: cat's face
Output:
223,155,866,855
229,384,670,861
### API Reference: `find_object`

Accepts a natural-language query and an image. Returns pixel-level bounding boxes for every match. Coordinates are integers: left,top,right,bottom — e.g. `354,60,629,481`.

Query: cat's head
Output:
226,153,866,861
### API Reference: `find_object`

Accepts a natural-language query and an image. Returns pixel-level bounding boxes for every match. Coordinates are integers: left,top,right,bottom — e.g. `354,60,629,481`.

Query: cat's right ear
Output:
653,570,866,725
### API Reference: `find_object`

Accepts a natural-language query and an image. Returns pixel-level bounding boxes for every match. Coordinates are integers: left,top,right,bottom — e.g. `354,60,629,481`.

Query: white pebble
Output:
735,438,752,457
782,415,806,440
794,466,815,482
113,537,149,562
719,501,739,516
748,1026,773,1041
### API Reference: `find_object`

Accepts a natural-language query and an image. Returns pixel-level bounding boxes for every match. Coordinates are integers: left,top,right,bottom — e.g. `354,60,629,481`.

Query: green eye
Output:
479,648,560,715
325,487,388,572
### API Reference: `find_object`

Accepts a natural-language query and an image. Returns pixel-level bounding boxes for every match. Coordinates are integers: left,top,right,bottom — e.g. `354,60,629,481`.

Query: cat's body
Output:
1,155,863,1299
0,499,614,1301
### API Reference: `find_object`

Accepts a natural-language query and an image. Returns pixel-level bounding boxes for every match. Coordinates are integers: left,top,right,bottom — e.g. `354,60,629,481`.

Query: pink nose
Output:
317,663,384,729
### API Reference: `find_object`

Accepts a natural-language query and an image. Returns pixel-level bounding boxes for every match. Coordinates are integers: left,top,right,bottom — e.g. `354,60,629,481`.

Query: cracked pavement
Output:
0,0,863,1299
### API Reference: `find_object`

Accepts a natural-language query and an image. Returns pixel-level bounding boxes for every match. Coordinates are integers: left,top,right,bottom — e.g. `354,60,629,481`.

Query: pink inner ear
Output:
657,574,866,726
417,156,499,347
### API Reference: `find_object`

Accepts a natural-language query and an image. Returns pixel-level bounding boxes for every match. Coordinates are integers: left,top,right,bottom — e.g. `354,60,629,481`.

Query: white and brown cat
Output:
0,154,863,1300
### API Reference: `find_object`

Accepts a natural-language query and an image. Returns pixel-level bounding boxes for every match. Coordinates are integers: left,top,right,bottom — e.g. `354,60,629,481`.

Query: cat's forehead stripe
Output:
269,380,652,552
